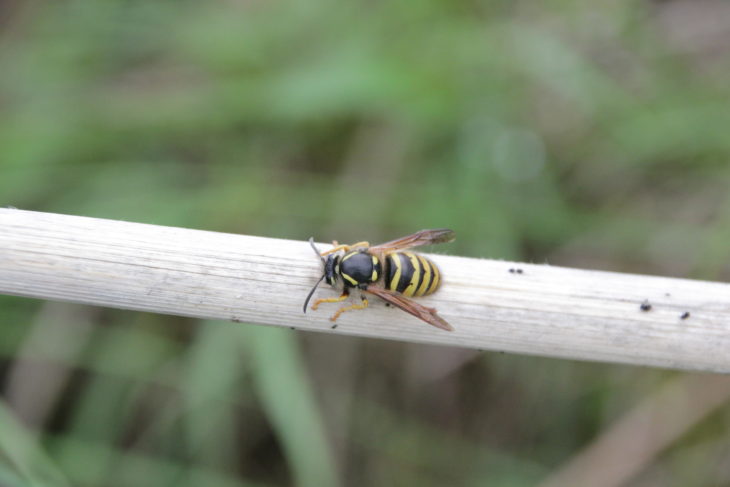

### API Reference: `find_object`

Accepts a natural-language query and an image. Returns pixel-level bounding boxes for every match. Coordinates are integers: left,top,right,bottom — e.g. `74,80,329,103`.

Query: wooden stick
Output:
1,209,729,372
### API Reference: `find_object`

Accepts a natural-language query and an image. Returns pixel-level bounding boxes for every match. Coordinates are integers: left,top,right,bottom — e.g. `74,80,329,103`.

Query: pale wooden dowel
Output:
1,209,729,372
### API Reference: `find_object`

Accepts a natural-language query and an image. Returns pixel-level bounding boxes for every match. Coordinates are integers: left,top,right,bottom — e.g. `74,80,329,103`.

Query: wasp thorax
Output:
338,250,381,288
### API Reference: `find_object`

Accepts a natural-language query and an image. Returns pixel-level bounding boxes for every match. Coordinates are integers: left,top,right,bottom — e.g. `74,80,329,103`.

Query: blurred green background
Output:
2,0,730,486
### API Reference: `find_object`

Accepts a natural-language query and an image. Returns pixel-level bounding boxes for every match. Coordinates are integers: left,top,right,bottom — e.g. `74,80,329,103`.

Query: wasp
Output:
303,229,455,331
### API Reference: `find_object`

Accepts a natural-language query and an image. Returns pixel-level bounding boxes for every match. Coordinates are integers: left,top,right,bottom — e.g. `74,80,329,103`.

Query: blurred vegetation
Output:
2,0,730,485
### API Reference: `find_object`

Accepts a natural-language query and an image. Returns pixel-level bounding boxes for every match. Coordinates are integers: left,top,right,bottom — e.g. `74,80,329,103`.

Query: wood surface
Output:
1,209,729,372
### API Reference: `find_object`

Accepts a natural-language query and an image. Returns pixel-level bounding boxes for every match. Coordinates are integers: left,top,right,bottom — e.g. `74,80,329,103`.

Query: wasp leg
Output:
311,291,349,311
331,296,369,322
320,241,370,256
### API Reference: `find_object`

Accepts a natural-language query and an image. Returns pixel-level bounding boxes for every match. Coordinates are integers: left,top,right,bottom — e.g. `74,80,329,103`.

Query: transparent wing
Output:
364,285,453,331
368,229,455,254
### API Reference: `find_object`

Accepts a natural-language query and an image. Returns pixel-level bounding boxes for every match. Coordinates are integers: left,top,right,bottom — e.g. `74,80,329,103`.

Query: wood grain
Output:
1,209,729,372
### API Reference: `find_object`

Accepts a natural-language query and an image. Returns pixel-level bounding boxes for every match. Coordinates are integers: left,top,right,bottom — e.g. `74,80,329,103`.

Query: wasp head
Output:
324,254,339,286
303,237,335,313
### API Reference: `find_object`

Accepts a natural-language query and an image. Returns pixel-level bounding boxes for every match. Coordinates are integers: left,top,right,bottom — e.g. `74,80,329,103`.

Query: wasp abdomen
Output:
385,252,441,297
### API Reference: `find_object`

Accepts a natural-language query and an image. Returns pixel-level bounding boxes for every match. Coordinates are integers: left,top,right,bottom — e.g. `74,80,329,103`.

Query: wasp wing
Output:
364,285,453,331
368,229,455,254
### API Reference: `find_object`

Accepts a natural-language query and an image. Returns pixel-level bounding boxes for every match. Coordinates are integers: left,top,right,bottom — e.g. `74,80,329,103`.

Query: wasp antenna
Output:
303,273,326,313
309,237,325,264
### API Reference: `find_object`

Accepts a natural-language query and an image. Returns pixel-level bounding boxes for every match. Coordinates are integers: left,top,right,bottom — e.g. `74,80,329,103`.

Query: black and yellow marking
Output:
306,230,454,331
415,254,432,296
340,252,363,286
339,251,381,288
385,252,441,298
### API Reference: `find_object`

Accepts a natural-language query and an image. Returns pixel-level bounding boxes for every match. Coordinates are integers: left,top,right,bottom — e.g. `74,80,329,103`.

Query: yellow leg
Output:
331,297,369,321
312,291,348,311
320,241,370,256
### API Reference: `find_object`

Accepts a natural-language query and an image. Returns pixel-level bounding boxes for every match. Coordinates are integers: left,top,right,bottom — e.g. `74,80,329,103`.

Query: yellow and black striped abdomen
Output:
384,252,441,298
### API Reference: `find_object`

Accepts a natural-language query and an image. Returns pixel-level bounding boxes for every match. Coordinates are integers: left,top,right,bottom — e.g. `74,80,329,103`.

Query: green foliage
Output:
2,0,730,485
0,400,71,487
